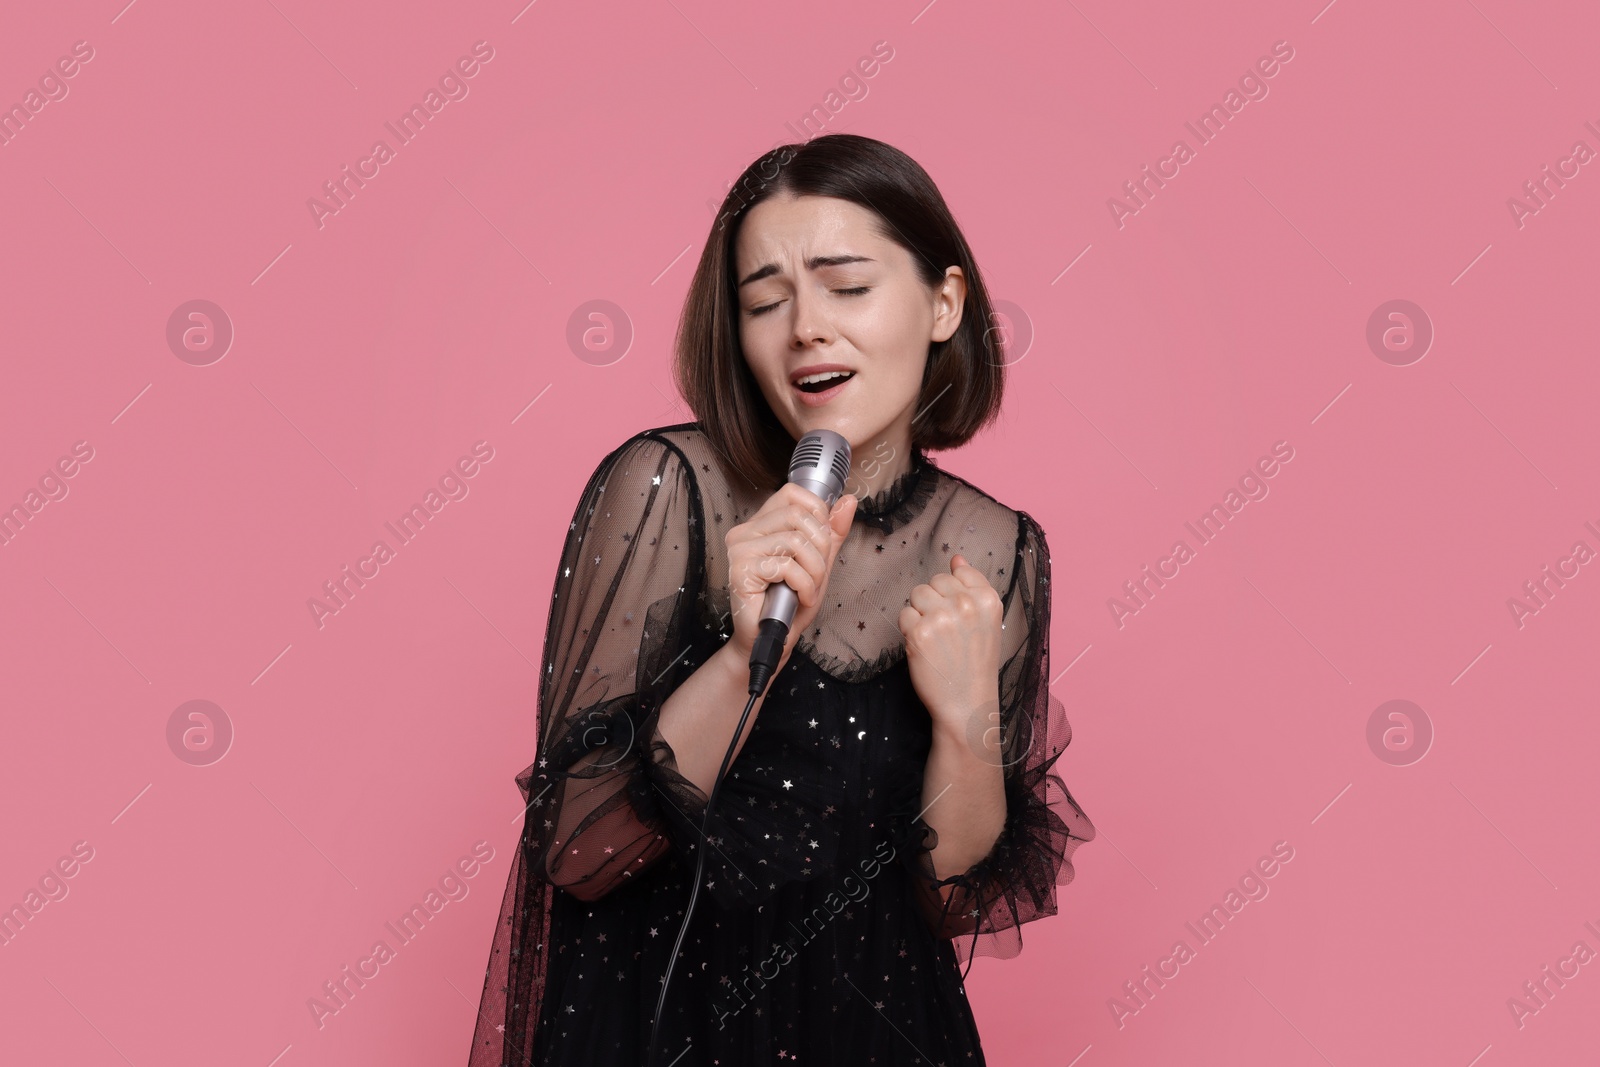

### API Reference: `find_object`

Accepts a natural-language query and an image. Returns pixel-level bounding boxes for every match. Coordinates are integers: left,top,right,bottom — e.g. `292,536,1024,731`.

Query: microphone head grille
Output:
787,429,852,505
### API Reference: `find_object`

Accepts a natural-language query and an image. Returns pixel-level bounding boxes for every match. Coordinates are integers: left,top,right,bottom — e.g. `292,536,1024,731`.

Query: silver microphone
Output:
747,428,852,694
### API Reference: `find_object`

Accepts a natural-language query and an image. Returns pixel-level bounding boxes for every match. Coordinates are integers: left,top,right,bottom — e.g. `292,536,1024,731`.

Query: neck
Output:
848,435,917,501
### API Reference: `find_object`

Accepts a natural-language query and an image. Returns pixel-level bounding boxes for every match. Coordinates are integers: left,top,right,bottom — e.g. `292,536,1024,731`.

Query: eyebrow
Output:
737,254,877,288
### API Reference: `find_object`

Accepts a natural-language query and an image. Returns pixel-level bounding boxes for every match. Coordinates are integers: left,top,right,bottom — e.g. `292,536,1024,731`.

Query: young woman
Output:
469,133,1093,1065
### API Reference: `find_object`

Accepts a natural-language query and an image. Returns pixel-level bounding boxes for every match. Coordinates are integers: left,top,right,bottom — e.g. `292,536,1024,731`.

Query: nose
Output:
788,283,833,348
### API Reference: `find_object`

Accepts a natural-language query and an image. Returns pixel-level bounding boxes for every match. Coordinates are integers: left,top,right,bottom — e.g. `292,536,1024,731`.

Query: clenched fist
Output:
898,553,1004,736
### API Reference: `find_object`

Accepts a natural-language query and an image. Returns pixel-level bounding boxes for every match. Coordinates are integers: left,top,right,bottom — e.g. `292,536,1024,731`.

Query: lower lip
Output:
791,374,855,407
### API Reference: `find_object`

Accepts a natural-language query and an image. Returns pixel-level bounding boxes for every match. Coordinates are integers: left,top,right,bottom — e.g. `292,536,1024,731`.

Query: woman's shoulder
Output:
928,462,1049,588
584,422,708,489
597,422,708,478
568,424,710,544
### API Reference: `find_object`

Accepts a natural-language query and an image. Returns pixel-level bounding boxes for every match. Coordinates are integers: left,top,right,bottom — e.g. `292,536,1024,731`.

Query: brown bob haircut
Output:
671,133,1007,494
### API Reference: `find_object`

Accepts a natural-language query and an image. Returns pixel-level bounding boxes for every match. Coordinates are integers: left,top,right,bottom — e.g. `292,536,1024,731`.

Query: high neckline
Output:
852,447,936,533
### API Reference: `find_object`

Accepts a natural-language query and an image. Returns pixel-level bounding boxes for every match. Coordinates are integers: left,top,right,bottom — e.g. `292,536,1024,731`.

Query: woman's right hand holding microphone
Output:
722,483,857,680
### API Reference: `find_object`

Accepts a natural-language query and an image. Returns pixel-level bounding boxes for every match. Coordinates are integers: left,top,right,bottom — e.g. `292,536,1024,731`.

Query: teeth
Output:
795,370,853,386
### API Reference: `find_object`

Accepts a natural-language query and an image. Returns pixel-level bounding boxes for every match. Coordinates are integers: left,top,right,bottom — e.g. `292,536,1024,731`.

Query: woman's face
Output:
732,193,965,485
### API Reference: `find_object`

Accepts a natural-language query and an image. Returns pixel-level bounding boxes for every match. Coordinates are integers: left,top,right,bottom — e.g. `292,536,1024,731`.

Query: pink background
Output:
2,1,1597,1064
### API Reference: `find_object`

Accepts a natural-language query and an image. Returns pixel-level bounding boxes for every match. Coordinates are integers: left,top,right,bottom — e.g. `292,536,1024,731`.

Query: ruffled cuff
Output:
902,755,1094,975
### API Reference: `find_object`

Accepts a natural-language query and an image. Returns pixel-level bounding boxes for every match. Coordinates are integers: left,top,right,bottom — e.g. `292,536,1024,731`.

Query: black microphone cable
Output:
645,629,783,1067
646,429,845,1066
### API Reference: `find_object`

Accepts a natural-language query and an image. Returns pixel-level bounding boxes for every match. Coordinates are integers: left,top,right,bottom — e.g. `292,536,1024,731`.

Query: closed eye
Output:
747,287,873,317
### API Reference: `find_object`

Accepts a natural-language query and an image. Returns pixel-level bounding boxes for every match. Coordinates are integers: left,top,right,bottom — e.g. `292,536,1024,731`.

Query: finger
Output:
950,554,995,591
774,555,821,606
774,482,833,529
907,582,944,614
826,495,857,553
927,572,965,597
734,553,820,608
735,507,833,563
738,501,833,545
737,530,828,588
897,603,920,637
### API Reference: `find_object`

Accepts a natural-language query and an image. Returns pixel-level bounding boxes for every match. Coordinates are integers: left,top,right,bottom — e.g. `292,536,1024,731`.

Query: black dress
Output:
468,423,1094,1066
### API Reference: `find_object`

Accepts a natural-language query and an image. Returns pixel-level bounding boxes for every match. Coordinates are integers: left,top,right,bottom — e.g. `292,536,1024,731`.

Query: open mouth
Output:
793,370,855,393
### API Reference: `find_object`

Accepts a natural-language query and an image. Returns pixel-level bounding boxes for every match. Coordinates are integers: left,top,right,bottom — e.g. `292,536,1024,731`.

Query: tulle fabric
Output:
467,424,1093,1066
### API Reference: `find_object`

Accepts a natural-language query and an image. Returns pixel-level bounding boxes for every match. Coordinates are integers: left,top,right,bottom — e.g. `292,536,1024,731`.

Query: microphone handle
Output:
747,441,848,695
759,467,842,631
757,582,798,627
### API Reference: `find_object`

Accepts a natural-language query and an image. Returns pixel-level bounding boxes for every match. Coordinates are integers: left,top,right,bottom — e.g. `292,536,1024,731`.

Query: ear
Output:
931,266,967,342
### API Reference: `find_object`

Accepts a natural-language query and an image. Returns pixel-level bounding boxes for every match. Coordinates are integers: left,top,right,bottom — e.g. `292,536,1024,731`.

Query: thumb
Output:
828,494,856,547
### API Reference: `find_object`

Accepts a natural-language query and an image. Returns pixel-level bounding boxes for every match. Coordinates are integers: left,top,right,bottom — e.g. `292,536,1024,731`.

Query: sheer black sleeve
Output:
902,511,1096,974
468,432,705,1066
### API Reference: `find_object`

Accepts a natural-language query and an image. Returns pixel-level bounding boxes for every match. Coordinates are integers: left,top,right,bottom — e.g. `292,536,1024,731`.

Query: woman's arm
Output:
652,639,778,795
530,434,704,902
904,513,1096,949
919,700,1008,882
